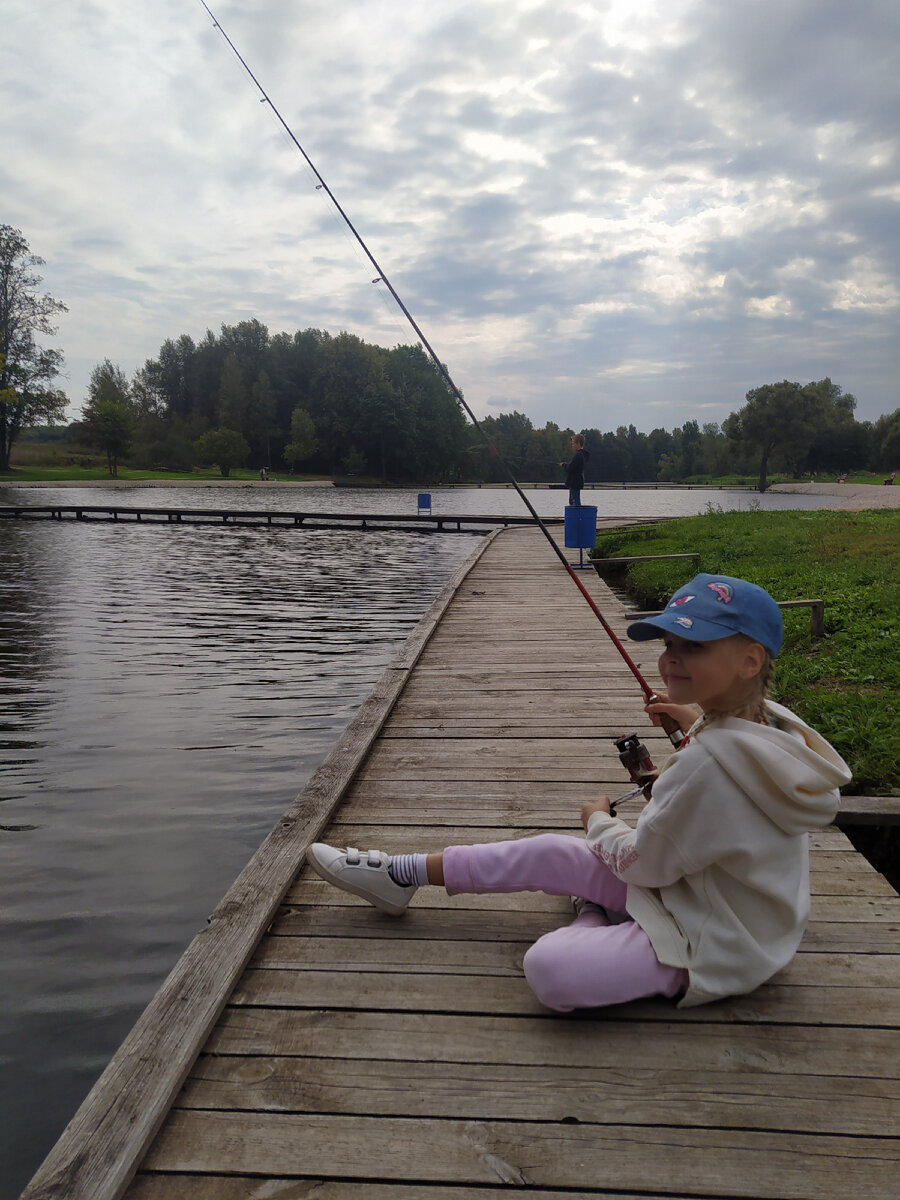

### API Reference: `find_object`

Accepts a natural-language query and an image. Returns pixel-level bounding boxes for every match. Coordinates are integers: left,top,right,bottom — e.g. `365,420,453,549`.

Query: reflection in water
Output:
0,515,475,1198
0,480,845,519
0,522,71,803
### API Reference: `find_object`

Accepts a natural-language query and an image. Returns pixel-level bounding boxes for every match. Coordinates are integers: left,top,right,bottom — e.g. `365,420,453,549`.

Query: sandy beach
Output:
769,481,900,509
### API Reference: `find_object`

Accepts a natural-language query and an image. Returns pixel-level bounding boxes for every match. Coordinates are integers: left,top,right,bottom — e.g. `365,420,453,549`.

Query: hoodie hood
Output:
692,700,851,835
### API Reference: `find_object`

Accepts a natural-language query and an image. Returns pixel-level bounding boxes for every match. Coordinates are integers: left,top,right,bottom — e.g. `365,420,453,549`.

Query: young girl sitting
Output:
307,574,851,1010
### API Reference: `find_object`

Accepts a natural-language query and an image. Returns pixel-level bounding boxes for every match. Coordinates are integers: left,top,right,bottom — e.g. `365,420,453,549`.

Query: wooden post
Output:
628,598,825,638
777,599,825,639
591,552,701,570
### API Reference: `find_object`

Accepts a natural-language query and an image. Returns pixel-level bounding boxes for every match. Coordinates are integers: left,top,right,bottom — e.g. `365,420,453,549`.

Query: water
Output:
0,483,841,1195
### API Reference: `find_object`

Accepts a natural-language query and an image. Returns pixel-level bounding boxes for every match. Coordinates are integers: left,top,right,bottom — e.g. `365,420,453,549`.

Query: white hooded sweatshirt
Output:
585,700,852,1007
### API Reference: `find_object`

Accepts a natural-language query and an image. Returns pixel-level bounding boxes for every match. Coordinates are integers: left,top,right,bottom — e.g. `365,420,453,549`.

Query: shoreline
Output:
769,481,900,510
0,477,337,489
3,477,900,509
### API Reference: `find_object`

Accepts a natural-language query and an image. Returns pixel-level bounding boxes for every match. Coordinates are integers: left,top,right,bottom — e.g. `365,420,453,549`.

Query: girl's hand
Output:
581,798,611,830
645,695,700,732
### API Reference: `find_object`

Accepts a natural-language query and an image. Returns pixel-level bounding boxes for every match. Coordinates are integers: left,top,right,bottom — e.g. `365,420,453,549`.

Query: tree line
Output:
474,378,899,492
74,332,899,491
3,224,899,486
70,323,471,481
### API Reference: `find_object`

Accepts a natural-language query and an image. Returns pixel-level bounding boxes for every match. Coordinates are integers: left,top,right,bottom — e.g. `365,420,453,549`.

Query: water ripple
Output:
0,512,474,1198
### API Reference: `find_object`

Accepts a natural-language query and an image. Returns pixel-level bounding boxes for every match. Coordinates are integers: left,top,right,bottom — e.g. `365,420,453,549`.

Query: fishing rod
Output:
196,1,684,750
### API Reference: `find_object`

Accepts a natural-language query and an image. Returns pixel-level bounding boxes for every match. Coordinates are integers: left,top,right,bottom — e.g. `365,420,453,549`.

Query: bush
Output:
193,428,250,477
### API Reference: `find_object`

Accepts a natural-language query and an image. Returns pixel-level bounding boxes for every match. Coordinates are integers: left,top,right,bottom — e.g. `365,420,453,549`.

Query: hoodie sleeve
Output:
586,714,851,888
585,748,718,887
585,811,689,887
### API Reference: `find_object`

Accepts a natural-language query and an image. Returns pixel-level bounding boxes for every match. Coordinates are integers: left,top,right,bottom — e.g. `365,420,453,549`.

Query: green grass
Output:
592,507,900,794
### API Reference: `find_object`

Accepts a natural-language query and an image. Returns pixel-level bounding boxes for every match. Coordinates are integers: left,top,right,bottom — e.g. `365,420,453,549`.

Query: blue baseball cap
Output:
626,573,784,657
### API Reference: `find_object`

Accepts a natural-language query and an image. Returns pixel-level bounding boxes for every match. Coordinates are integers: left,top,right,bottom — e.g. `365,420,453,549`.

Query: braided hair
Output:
698,642,775,728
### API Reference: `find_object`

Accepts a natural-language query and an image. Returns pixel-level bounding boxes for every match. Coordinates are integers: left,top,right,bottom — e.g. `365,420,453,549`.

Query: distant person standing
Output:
561,434,590,506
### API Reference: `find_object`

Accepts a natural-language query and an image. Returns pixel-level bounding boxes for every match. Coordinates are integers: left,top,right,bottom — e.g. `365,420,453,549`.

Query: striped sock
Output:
387,853,429,888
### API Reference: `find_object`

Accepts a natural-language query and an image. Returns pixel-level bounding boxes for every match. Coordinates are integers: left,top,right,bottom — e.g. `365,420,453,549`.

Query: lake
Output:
0,483,843,1195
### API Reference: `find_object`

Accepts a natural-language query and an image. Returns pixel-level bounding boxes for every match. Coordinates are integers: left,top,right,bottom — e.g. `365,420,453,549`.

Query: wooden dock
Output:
0,504,562,534
22,525,900,1199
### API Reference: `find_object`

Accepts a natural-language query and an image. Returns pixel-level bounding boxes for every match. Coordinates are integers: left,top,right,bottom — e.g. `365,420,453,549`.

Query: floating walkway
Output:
21,524,900,1199
0,504,562,534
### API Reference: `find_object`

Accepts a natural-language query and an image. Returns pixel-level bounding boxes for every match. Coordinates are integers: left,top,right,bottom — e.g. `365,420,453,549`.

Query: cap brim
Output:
626,613,740,643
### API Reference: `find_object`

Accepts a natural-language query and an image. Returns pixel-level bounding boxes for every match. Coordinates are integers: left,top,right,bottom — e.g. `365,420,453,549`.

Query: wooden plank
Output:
128,1182,665,1200
227,964,900,1026
203,1006,899,1076
174,1050,899,1137
273,906,900,954
287,860,897,901
138,1110,900,1198
359,736,647,758
246,937,900,987
326,821,865,854
19,531,504,1200
836,795,900,825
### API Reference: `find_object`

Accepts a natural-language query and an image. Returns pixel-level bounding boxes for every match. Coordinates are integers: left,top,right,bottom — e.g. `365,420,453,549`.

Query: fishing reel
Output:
607,733,660,815
615,732,659,790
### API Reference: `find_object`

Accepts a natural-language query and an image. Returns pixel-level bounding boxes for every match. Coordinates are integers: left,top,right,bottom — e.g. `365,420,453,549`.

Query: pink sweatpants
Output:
442,833,688,1012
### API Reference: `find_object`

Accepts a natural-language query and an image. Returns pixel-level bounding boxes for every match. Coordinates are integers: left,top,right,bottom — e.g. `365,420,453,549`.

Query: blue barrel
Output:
564,504,598,548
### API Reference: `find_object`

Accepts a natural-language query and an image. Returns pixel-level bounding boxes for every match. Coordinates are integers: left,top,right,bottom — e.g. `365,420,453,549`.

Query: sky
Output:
3,0,899,433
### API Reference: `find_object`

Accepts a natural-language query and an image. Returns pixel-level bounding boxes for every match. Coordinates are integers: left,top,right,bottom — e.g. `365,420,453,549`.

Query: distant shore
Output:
4,477,900,509
769,481,900,510
2,478,337,488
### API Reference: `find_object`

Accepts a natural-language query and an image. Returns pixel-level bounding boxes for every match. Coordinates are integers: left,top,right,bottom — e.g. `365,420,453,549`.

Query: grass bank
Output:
592,507,900,796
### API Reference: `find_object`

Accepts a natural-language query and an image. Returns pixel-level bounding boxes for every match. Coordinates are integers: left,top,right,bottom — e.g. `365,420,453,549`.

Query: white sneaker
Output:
306,843,417,916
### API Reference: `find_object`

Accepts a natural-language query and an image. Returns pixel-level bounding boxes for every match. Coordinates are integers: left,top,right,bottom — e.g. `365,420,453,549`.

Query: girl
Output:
307,574,851,1010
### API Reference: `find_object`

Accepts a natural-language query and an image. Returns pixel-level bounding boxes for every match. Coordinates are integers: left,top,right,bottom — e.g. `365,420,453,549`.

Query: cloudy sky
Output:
3,0,898,432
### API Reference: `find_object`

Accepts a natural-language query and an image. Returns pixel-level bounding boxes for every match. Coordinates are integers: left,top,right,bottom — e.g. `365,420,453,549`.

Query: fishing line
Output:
195,0,683,744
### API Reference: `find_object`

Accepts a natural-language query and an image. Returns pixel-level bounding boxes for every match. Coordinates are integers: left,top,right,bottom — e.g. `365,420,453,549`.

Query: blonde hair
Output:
699,641,775,728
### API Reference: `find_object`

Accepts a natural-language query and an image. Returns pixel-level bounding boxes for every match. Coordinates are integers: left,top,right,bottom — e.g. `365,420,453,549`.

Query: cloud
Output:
2,0,898,430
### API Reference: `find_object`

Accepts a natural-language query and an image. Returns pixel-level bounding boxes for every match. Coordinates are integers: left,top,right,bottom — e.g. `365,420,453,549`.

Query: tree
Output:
383,344,468,482
341,445,367,475
872,409,900,472
312,332,385,470
679,420,703,478
0,225,68,470
283,405,318,472
250,369,277,466
723,380,807,492
80,359,135,476
802,378,868,474
137,334,197,421
621,424,657,481
700,422,731,478
194,427,249,477
217,353,247,433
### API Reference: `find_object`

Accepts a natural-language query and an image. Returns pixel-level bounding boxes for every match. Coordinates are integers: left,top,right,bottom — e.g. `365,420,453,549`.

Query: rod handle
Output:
658,710,685,748
646,693,685,748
